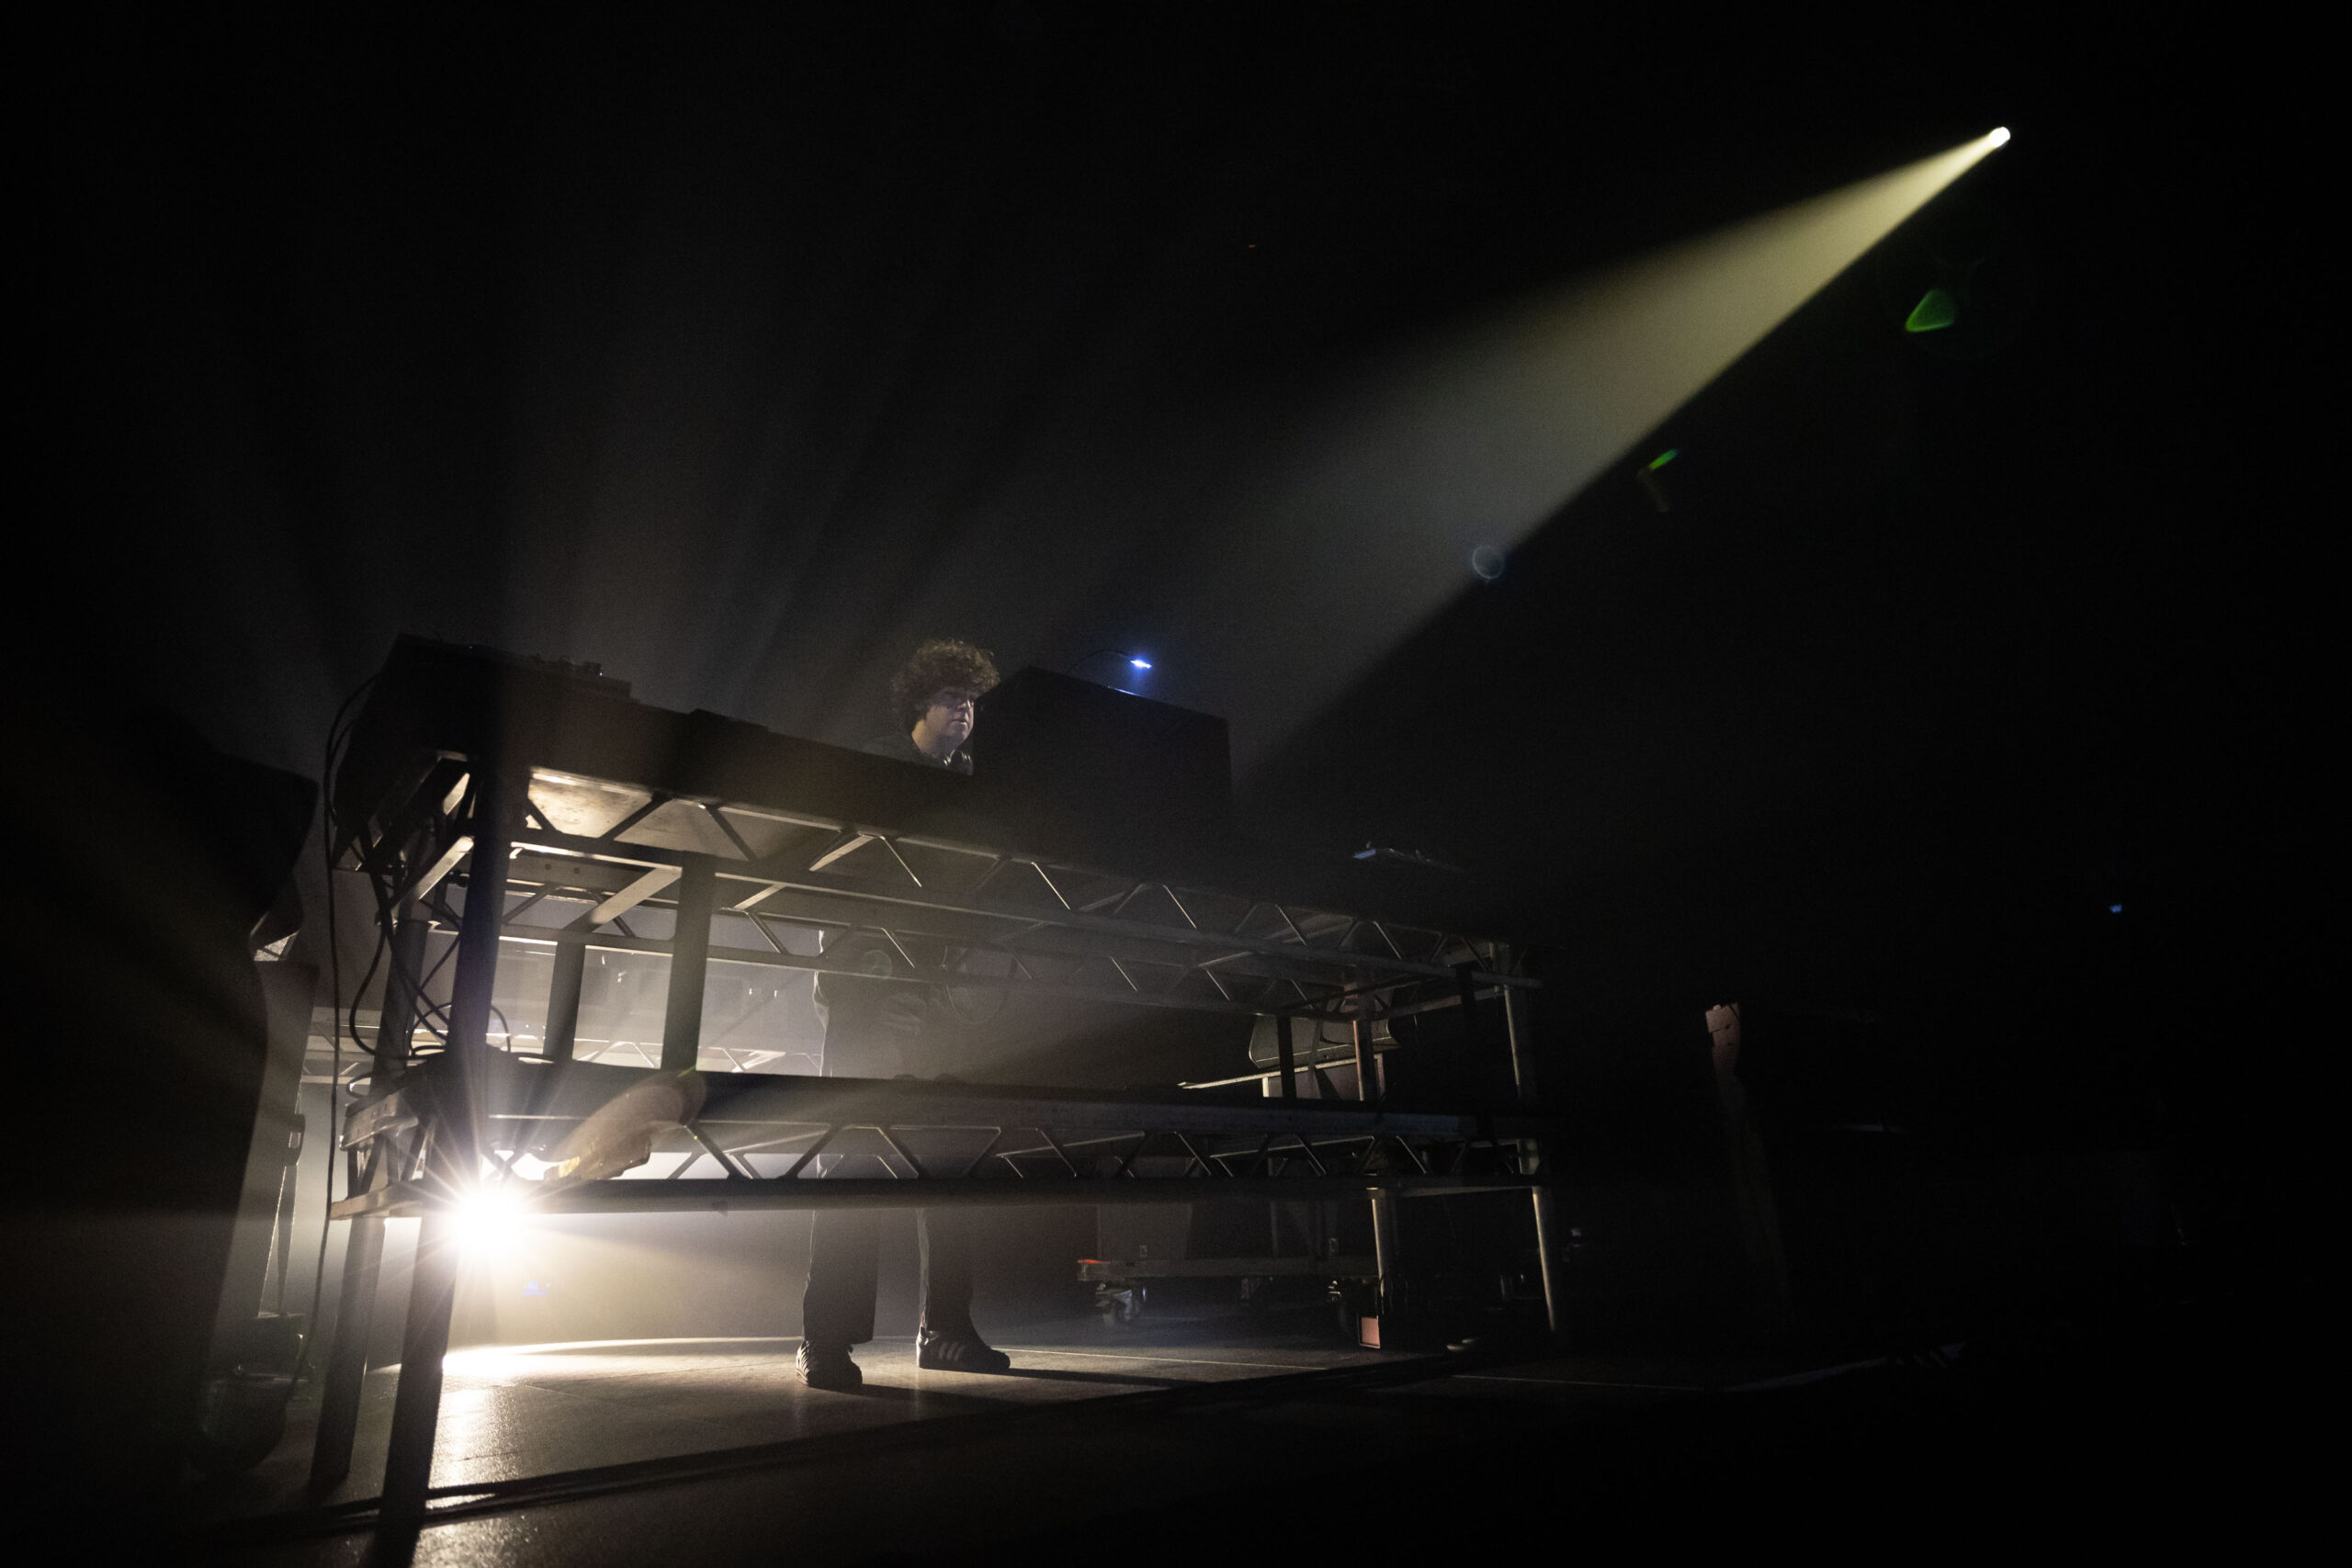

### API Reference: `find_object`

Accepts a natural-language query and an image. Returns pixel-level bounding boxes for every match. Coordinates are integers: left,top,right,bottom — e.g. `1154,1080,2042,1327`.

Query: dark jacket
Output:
818,732,977,1071
862,730,971,774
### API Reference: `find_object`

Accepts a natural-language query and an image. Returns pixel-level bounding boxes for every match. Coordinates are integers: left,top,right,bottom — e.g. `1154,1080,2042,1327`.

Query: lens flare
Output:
454,1183,527,1255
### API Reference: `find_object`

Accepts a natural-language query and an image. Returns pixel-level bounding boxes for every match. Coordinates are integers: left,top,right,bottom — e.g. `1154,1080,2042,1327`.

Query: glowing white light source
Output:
1989,127,2011,147
1129,658,1152,670
453,1182,527,1255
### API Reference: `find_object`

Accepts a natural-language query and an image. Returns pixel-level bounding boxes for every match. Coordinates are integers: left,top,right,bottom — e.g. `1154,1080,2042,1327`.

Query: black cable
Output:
302,672,378,1367
366,780,484,1057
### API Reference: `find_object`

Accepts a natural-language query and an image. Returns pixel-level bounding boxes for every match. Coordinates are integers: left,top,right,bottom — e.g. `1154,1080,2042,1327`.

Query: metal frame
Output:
310,725,1564,1530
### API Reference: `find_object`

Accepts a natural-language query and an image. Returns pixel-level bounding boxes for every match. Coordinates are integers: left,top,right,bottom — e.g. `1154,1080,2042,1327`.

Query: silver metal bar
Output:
379,1207,460,1526
874,1125,929,1179
587,864,681,926
702,803,759,862
1531,1183,1567,1345
487,924,1330,1021
334,1172,1541,1219
806,831,876,873
780,1126,839,1180
1493,942,1539,1106
407,834,473,903
504,826,1535,990
1370,1189,1402,1319
308,1214,383,1488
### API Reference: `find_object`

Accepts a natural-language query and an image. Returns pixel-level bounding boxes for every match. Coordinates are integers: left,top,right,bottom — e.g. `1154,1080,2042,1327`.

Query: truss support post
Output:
313,880,429,1489
377,889,432,1078
662,854,718,1074
1274,1014,1297,1105
1492,942,1537,1107
308,1213,382,1488
1531,1182,1568,1347
546,936,587,1062
379,1207,459,1528
445,768,522,1175
1370,1188,1402,1323
1351,1014,1378,1102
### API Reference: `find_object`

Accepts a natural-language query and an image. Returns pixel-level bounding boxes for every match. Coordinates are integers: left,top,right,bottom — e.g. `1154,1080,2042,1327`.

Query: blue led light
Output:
1130,658,1151,670
2109,904,2123,914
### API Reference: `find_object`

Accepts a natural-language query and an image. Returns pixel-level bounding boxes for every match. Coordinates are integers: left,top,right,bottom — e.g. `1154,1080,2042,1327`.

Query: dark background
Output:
20,7,2321,1297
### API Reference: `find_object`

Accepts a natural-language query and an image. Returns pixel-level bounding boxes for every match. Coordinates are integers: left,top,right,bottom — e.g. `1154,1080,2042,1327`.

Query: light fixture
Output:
452,1181,526,1256
1073,649,1155,687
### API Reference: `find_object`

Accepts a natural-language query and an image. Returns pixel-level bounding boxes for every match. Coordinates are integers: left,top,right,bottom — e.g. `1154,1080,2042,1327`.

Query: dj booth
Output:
311,638,1563,1521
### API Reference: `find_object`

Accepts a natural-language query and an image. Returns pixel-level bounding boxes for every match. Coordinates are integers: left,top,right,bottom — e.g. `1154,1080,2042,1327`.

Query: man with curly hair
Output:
867,637,1000,773
797,639,1009,1390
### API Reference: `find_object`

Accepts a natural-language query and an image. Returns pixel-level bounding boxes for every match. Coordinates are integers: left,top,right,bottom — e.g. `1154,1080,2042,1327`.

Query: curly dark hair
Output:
889,638,1001,730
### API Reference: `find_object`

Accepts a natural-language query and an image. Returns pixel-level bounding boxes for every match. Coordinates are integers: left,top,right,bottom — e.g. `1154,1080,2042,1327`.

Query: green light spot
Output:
1905,288,1959,333
1646,448,1679,470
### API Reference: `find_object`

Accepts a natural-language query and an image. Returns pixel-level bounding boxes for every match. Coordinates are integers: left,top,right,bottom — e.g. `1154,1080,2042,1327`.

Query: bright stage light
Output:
1129,658,1152,670
1989,126,2011,147
454,1182,527,1256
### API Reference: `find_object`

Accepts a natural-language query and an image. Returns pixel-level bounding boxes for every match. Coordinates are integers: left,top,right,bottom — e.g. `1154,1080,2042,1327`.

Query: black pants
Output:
802,1162,976,1348
799,973,977,1348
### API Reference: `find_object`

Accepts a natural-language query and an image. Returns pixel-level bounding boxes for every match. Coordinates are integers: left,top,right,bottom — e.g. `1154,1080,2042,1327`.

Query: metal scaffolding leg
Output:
314,887,429,1490
545,935,586,1062
1493,942,1538,1105
1530,1183,1567,1346
442,772,516,1176
661,854,717,1073
1370,1189,1401,1323
308,1213,384,1489
379,1209,458,1526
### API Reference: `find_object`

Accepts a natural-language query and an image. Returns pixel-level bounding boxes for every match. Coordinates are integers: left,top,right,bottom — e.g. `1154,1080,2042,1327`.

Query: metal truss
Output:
311,671,1560,1537
346,756,1535,1042
328,1052,1548,1223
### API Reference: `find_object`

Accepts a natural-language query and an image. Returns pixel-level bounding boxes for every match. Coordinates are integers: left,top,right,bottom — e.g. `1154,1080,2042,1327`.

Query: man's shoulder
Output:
862,732,969,773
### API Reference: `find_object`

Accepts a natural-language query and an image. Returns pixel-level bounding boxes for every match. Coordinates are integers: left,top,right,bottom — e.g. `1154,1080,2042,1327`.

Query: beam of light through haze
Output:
1182,130,2011,777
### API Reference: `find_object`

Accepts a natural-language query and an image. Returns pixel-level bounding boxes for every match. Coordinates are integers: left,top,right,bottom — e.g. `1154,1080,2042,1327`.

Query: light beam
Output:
1166,130,2015,773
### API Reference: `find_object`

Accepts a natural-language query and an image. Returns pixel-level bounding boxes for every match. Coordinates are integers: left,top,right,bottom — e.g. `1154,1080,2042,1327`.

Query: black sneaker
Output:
916,1328,1011,1373
797,1343,862,1391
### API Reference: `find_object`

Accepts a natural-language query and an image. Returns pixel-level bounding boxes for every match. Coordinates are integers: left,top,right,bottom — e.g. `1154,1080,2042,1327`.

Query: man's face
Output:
923,686,978,746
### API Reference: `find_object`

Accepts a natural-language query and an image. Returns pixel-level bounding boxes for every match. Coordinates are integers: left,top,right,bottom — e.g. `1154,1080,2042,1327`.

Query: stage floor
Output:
187,1313,1970,1564
203,1312,1416,1520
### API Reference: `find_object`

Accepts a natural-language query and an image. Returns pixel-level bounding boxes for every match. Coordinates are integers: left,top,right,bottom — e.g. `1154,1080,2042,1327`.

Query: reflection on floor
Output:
198,1313,1403,1526
193,1311,2024,1566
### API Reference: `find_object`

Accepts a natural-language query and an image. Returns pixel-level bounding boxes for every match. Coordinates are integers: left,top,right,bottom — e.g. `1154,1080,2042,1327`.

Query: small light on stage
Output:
1647,449,1679,470
1989,126,2012,147
1129,658,1152,670
1469,546,1506,581
2109,903,2123,914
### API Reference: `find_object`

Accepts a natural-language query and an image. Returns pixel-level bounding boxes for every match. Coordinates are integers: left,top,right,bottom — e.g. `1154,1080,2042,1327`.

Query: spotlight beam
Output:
1165,130,2013,775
